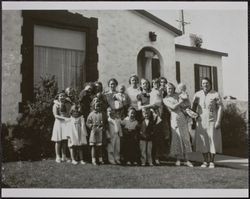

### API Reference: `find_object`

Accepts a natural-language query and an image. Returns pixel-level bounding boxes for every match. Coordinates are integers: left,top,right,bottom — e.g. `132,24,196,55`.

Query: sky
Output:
149,9,248,101
2,1,248,101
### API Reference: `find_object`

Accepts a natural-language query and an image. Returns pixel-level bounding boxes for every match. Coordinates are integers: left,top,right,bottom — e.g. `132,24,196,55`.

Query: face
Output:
202,79,211,93
94,101,101,111
142,109,150,119
160,79,167,88
153,81,159,89
67,88,74,97
86,85,93,95
95,84,102,93
130,77,137,86
141,80,149,91
119,86,125,94
109,80,117,92
128,109,136,119
166,85,174,95
58,93,66,102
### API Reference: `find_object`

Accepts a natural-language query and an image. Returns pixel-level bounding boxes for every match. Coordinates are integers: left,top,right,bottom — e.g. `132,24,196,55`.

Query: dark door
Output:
152,58,160,79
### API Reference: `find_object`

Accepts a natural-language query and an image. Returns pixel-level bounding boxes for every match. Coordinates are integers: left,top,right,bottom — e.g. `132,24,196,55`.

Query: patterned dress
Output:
193,90,223,154
163,94,192,157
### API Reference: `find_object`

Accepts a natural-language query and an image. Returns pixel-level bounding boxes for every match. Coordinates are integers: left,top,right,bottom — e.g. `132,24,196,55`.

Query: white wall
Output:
175,48,224,99
2,10,23,124
71,10,177,91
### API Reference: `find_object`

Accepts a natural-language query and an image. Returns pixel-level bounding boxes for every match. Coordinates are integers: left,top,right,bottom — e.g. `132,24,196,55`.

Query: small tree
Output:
3,75,58,161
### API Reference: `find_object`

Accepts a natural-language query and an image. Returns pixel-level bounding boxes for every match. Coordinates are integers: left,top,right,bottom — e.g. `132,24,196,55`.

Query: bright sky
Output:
2,1,248,101
149,9,248,101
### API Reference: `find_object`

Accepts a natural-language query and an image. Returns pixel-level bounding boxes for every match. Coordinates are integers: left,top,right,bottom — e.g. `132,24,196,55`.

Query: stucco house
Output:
2,10,228,124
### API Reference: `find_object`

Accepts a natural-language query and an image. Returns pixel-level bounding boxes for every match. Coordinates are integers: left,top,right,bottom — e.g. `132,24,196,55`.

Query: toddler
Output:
106,107,123,164
86,97,107,165
177,83,198,119
66,104,88,165
121,107,140,165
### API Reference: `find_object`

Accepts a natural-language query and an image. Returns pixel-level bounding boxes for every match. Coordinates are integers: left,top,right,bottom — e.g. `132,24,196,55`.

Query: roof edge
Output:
134,10,182,36
175,44,228,57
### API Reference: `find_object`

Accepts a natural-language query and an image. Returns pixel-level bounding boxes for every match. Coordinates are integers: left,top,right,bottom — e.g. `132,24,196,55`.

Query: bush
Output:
2,75,58,162
221,102,248,157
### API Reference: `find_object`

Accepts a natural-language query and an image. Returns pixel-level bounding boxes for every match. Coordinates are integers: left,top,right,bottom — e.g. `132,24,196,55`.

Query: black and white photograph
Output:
1,1,248,198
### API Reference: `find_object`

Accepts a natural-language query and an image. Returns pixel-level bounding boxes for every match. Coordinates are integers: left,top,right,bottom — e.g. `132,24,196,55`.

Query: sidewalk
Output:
188,152,249,170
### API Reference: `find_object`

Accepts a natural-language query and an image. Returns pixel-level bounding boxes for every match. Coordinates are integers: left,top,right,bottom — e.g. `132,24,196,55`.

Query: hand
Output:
215,121,221,129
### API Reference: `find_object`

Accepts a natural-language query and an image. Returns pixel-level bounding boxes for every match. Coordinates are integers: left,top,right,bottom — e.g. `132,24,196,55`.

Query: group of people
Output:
51,74,223,168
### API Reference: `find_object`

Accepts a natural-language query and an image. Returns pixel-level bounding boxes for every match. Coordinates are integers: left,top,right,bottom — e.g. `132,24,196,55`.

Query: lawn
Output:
1,159,248,189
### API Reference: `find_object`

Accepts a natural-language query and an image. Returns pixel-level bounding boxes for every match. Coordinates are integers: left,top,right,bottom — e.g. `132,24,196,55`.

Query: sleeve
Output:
86,112,93,129
192,92,199,111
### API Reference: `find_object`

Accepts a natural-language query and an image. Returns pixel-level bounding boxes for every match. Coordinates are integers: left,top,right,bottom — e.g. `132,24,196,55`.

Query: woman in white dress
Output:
163,83,193,167
192,77,223,168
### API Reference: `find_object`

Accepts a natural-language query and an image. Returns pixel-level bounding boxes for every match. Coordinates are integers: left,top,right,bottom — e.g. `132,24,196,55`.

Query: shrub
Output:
2,75,58,162
221,102,248,157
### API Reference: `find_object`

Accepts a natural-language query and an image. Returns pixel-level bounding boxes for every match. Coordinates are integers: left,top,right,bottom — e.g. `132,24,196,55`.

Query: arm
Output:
215,94,223,129
163,97,183,110
86,113,93,129
52,104,66,120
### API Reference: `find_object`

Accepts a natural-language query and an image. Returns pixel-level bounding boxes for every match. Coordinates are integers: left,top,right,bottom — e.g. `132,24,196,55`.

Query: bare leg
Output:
69,147,75,161
61,140,67,161
91,146,96,164
55,142,61,161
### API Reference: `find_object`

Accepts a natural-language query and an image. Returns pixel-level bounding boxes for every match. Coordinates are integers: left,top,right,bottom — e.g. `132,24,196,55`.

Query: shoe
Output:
72,160,78,165
126,161,131,165
133,162,138,165
200,162,208,168
67,159,72,163
175,160,181,166
99,158,104,165
141,163,146,166
80,160,86,165
92,161,97,165
149,163,154,166
115,160,121,165
184,161,194,167
109,161,116,165
208,162,215,168
55,158,61,163
155,159,160,165
61,156,67,162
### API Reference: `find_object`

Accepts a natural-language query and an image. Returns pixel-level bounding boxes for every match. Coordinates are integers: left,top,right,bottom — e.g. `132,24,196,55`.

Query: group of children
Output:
51,76,198,166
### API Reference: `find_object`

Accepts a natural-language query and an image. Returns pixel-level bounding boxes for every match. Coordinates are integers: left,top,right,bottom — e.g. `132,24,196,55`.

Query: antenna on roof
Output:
176,10,190,34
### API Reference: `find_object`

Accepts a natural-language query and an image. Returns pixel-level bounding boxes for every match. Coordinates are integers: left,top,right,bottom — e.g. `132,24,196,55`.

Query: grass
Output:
2,159,248,188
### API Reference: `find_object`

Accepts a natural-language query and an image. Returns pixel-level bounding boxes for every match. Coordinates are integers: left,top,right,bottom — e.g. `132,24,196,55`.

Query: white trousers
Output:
107,134,120,163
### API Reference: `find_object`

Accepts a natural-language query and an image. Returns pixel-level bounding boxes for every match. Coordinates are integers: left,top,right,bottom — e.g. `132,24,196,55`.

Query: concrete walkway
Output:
188,152,249,170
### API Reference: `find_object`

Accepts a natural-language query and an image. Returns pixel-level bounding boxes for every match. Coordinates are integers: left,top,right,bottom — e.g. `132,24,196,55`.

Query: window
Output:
34,25,86,91
20,10,98,109
194,64,218,92
176,61,180,84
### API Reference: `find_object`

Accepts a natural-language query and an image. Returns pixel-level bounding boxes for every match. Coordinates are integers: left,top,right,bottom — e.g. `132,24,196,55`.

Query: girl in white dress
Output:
51,91,69,163
67,104,88,165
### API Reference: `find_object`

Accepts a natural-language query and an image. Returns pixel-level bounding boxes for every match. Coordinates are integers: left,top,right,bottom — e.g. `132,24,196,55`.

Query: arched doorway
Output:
137,47,163,82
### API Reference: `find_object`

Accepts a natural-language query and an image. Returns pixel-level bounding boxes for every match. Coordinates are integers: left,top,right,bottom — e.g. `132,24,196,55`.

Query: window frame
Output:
20,10,98,112
194,63,218,92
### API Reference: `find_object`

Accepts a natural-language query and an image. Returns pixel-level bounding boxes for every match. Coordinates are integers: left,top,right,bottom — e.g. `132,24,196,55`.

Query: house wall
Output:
175,48,224,99
2,10,23,124
71,10,177,91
